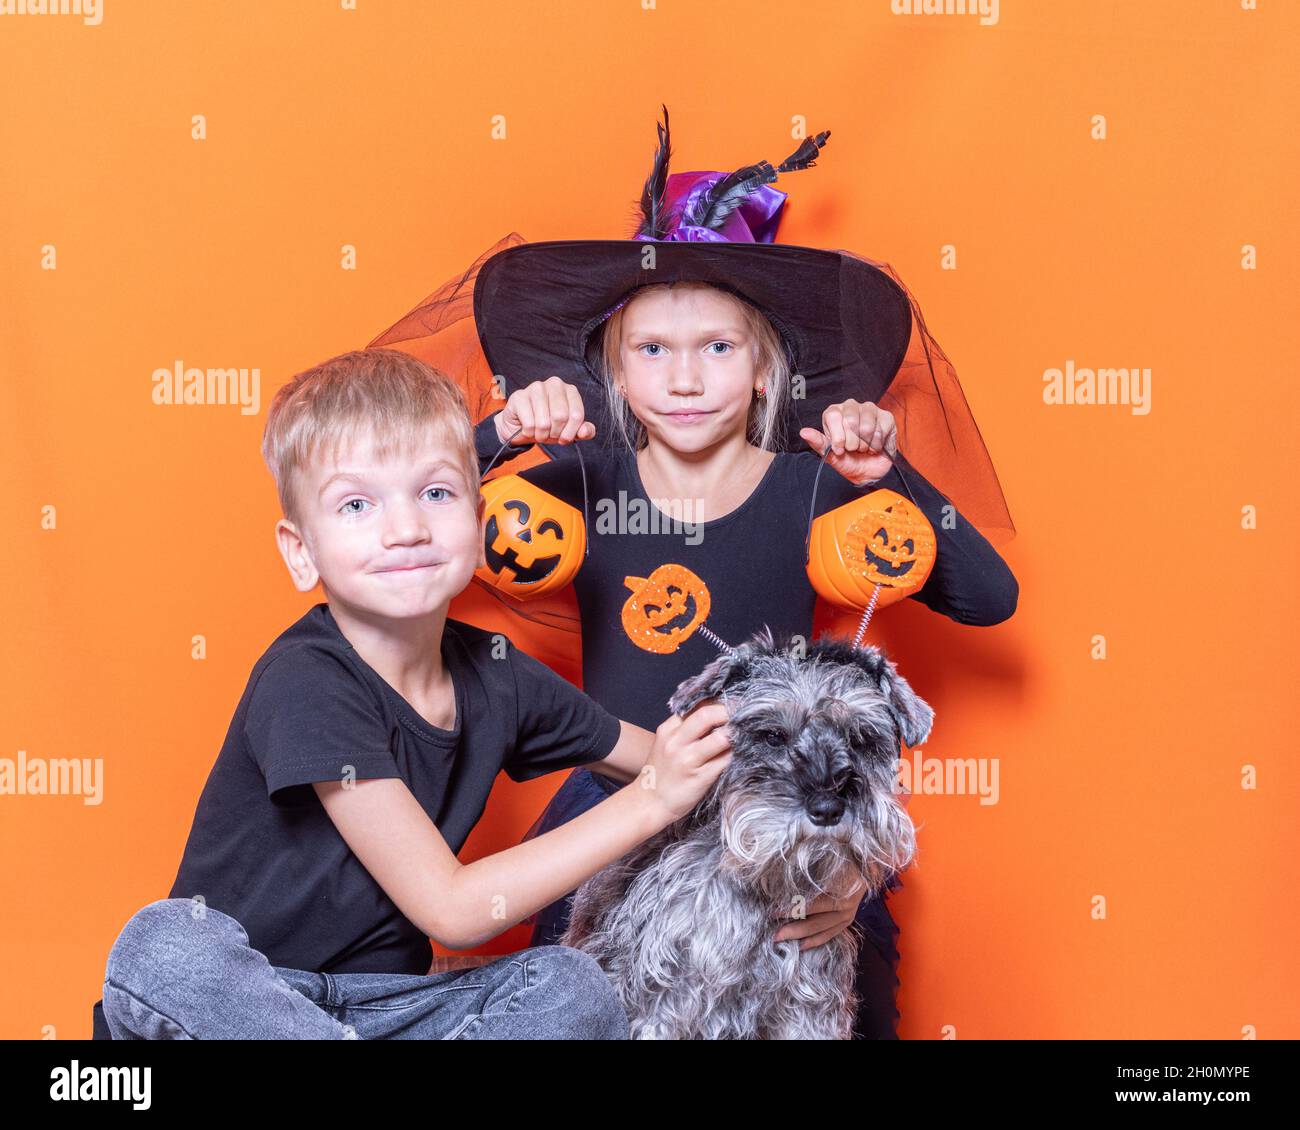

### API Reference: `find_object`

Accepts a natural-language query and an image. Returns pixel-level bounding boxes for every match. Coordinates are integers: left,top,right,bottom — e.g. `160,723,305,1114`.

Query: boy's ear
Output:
475,494,487,570
274,517,320,593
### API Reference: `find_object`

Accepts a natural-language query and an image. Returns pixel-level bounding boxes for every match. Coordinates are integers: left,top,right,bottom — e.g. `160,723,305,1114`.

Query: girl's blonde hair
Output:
595,281,792,452
261,348,479,528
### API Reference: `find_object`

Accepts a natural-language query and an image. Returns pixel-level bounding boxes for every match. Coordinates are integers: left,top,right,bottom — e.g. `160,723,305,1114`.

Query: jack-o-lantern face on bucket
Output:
621,564,712,654
807,489,936,612
854,505,922,584
476,475,585,600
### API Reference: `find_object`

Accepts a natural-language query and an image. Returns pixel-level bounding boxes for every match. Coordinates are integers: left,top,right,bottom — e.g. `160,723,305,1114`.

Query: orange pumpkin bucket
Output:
476,474,586,599
807,488,937,645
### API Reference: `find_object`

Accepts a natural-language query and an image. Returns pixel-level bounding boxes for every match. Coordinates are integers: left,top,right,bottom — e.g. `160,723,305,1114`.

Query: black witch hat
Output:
371,107,1015,546
471,106,916,455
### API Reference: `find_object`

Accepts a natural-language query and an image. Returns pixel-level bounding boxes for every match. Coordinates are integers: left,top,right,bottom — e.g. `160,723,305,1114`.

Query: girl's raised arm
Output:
474,410,529,478
474,375,597,479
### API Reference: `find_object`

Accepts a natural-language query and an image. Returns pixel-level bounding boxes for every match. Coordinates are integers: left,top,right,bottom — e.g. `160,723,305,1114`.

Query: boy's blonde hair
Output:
262,349,480,528
596,280,793,453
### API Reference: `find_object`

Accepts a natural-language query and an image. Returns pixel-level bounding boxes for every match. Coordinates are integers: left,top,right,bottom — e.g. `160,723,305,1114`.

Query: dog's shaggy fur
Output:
560,630,934,1039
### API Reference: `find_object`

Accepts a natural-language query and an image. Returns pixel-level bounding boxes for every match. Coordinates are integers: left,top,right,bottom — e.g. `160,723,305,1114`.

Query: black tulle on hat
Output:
370,106,1015,548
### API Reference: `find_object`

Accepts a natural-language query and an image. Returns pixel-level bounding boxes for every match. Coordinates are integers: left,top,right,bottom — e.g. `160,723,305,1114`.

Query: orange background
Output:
2,0,1297,1040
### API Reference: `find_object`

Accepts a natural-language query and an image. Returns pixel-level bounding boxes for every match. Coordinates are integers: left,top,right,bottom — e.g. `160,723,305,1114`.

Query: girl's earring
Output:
755,385,766,399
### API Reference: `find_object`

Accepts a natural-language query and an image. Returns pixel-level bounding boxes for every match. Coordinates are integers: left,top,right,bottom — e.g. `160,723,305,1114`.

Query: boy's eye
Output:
423,487,455,503
340,498,370,515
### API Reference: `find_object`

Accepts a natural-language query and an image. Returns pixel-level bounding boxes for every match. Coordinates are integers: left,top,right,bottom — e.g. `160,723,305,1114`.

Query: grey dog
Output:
559,629,934,1039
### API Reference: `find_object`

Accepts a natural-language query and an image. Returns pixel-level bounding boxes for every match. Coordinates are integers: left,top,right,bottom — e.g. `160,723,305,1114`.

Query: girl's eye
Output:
638,343,663,357
707,342,732,355
423,487,454,503
340,498,370,515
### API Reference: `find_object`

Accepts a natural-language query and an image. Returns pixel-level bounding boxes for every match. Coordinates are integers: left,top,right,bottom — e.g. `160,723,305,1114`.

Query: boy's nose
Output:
380,499,432,545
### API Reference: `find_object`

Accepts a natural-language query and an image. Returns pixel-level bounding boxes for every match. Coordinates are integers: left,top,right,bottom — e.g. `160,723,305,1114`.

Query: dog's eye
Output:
754,727,786,748
852,728,887,757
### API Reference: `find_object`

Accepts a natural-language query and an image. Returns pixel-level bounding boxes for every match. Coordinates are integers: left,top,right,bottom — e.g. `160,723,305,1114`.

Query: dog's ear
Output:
804,637,936,747
830,642,934,748
667,645,755,718
878,658,935,748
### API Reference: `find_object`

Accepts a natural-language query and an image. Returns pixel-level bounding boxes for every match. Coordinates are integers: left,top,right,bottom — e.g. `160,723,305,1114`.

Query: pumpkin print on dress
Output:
621,564,713,655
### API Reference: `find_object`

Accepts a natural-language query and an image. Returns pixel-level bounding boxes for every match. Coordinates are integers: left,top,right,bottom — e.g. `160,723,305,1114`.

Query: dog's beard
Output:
564,633,933,1039
717,772,916,903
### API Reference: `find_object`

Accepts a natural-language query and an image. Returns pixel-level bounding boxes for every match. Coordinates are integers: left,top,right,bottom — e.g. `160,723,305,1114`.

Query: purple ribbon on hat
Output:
593,171,787,324
633,171,787,245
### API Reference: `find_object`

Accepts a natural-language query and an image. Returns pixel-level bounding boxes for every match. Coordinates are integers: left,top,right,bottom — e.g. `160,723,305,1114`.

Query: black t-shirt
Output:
168,602,622,976
475,415,1019,732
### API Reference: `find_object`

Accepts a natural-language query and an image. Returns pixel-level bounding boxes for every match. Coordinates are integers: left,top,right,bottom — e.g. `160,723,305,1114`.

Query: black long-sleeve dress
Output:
473,413,1019,1038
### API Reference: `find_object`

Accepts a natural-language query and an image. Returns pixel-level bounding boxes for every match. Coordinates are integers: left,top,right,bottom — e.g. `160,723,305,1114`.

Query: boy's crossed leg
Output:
102,898,627,1040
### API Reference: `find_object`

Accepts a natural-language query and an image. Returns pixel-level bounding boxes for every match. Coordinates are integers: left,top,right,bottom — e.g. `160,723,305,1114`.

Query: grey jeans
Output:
102,899,629,1040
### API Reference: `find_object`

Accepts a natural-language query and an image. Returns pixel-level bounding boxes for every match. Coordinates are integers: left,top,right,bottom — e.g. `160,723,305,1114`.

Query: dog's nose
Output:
806,795,845,826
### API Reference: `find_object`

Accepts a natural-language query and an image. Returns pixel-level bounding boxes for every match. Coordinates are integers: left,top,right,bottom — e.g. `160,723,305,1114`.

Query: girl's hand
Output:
772,870,870,950
799,399,897,486
495,375,596,446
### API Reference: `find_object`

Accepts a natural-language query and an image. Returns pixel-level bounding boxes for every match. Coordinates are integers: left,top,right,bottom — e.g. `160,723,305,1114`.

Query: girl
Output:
470,285,1018,1040
381,109,1019,1038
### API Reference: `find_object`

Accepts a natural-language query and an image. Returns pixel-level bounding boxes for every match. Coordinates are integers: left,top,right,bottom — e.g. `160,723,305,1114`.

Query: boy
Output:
98,349,732,1039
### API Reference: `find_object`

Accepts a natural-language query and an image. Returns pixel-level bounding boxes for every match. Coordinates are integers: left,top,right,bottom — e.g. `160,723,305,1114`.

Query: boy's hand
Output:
772,870,870,950
639,700,732,823
495,375,596,446
799,398,897,486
